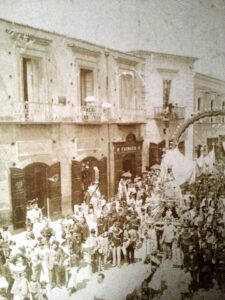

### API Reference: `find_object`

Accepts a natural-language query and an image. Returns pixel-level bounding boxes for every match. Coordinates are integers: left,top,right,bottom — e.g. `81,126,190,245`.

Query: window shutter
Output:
85,70,93,96
163,79,171,108
71,160,82,206
80,69,94,105
99,157,108,198
48,162,62,220
114,156,123,194
120,74,133,110
11,168,26,229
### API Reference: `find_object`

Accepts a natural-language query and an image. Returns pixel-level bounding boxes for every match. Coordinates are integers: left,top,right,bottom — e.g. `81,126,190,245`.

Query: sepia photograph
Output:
0,0,224,299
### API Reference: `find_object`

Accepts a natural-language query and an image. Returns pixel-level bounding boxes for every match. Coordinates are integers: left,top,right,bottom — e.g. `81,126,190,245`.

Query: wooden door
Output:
114,155,123,194
25,163,48,210
48,162,62,220
135,152,142,176
11,168,26,229
149,141,165,167
149,143,159,167
71,160,82,207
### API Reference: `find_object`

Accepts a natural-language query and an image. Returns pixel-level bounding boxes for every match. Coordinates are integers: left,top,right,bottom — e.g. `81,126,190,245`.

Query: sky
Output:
0,0,224,79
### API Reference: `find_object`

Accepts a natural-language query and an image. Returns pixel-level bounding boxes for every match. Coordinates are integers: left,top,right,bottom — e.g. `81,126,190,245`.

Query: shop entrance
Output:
122,153,135,176
113,132,143,193
11,162,62,229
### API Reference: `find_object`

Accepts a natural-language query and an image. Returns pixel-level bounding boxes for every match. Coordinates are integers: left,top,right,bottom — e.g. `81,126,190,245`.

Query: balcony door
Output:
119,73,134,110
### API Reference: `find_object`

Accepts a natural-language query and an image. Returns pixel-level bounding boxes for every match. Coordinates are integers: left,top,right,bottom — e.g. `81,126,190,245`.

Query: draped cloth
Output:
160,148,196,186
222,141,225,152
196,148,215,176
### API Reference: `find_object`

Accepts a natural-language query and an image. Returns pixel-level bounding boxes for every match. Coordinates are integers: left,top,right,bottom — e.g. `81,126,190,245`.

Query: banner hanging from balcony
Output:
161,148,196,186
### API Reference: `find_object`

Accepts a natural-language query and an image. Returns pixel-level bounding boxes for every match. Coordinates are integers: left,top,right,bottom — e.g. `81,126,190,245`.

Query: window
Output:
22,57,41,102
210,100,214,110
222,102,225,123
211,100,214,122
197,97,201,111
119,73,134,110
80,69,94,105
207,137,219,159
163,79,171,108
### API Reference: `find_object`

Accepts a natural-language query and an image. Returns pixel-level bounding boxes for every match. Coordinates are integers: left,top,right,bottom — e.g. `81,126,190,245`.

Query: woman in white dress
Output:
35,242,50,284
11,272,31,300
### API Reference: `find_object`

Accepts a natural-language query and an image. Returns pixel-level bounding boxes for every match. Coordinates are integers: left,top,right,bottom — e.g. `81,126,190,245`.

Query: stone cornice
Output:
68,44,101,58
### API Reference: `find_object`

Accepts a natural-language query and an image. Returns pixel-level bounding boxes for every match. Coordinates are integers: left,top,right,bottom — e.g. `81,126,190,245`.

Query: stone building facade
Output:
130,51,197,166
1,18,224,230
0,19,145,229
193,73,225,159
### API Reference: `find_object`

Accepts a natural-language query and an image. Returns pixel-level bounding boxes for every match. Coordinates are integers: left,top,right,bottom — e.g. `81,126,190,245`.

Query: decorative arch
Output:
16,156,58,169
174,110,225,143
75,152,102,162
126,132,137,143
71,155,108,207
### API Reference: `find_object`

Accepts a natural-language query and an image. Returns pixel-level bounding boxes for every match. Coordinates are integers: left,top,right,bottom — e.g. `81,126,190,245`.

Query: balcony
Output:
110,107,147,124
0,101,147,124
149,106,185,120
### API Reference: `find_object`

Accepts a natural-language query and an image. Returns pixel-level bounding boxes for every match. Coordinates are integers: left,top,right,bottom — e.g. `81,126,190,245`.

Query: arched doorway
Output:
71,156,108,207
81,157,99,192
11,162,62,229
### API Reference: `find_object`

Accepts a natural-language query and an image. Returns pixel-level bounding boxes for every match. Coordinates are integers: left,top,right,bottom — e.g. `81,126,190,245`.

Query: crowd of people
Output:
0,164,224,299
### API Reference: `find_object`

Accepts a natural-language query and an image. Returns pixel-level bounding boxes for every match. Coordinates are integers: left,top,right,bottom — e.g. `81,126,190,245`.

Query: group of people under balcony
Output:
161,102,180,122
0,162,224,299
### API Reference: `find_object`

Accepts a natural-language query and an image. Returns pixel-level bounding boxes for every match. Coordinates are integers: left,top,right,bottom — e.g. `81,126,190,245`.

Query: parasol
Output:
121,171,132,178
101,102,112,109
150,164,161,170
84,96,96,103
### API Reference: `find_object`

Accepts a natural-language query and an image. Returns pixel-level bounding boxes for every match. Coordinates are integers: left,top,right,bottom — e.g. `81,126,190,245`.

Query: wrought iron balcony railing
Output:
150,106,185,120
110,107,147,123
0,102,147,124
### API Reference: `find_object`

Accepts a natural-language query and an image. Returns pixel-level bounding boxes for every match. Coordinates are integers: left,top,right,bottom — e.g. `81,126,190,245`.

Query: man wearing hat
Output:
160,218,176,260
178,226,193,268
46,240,66,287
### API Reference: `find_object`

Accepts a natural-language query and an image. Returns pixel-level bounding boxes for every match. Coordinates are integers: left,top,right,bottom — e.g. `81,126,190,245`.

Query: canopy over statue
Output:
160,147,216,187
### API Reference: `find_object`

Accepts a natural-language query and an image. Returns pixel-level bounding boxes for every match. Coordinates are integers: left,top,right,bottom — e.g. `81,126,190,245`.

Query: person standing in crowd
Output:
160,219,176,260
46,241,66,287
11,271,31,300
126,224,138,264
85,228,99,273
109,221,123,267
0,165,223,299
